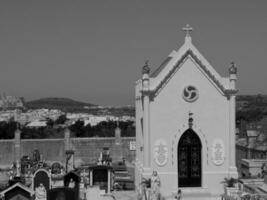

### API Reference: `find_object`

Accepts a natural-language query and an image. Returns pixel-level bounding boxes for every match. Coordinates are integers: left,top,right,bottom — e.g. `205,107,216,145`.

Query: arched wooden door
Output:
178,129,202,187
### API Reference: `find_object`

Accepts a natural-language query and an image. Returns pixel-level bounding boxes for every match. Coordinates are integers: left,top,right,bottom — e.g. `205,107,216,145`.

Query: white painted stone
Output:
135,26,238,198
212,139,225,166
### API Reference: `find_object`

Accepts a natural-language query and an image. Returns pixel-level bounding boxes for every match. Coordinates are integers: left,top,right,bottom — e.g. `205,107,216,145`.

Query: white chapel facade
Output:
135,25,238,197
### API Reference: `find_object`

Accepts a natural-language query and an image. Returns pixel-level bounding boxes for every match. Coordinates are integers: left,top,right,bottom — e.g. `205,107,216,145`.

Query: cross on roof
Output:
182,24,193,37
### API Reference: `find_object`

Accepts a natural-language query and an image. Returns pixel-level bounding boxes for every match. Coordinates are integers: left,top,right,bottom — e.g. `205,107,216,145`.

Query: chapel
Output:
135,25,238,199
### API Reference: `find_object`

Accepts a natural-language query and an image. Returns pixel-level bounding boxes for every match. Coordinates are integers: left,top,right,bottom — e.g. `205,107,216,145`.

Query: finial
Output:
182,24,193,37
142,60,150,75
229,61,237,75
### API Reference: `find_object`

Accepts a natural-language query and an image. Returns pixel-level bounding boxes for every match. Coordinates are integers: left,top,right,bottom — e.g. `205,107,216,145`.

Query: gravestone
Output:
0,182,34,200
51,162,63,175
89,165,113,193
63,171,80,199
65,150,74,173
32,169,51,192
47,187,77,200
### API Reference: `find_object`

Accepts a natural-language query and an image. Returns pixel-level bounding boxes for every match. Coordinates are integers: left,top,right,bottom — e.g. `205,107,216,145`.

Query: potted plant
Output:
222,177,238,196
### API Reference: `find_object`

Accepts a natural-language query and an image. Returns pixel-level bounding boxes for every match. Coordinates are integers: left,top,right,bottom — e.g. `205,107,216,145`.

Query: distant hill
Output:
24,95,267,119
236,94,267,122
25,97,135,116
26,98,96,112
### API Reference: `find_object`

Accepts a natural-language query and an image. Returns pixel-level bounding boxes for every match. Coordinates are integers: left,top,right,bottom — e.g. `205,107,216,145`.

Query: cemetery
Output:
0,124,135,200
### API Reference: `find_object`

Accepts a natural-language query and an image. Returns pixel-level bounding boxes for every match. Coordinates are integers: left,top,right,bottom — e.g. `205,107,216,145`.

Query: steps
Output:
165,188,221,200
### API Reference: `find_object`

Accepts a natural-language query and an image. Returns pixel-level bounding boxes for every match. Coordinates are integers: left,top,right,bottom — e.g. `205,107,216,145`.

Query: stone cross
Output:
182,24,193,37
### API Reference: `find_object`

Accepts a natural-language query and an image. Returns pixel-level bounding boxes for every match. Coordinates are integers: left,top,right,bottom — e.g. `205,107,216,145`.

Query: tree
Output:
55,115,67,124
70,120,84,137
46,118,54,127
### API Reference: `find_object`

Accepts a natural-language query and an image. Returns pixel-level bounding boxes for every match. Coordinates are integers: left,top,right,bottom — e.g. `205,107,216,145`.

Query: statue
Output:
175,189,182,200
142,60,150,75
97,152,103,165
15,160,21,177
229,61,237,75
68,178,75,188
33,149,41,163
150,171,160,200
65,150,74,172
35,183,47,200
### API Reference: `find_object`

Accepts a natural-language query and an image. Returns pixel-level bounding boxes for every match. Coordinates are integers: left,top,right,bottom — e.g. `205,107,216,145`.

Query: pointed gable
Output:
0,183,34,200
148,34,236,97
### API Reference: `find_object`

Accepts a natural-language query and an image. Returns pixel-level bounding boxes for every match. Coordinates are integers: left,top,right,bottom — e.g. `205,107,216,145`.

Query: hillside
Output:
236,94,267,122
25,97,135,116
26,97,95,111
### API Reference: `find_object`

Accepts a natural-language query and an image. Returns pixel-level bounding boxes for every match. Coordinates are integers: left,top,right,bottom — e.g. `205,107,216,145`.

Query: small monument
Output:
47,187,77,200
0,182,34,200
113,121,123,162
32,169,51,192
35,183,47,200
51,162,63,175
63,171,80,200
65,150,75,173
89,165,113,194
150,171,160,200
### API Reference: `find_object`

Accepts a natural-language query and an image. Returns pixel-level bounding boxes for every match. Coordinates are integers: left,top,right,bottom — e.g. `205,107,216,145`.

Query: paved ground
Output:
112,191,137,200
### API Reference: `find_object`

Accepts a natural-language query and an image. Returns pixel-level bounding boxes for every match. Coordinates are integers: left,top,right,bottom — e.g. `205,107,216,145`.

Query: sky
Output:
0,0,266,106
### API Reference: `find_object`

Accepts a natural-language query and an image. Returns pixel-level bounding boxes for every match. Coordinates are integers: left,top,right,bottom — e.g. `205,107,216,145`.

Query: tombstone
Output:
89,165,113,193
35,183,47,200
65,150,74,173
102,148,112,165
32,169,51,192
47,187,77,200
51,162,63,175
0,182,34,200
64,171,80,195
113,125,123,162
33,149,41,163
20,155,32,175
8,161,23,186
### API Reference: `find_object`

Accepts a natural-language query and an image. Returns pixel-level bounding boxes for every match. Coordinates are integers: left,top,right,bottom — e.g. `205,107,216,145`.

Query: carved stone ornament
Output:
142,60,151,75
153,139,168,166
211,139,225,166
229,62,237,75
182,85,199,102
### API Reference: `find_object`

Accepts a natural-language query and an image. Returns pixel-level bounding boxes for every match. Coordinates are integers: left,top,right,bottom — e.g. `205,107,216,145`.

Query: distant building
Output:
0,93,24,109
26,120,47,128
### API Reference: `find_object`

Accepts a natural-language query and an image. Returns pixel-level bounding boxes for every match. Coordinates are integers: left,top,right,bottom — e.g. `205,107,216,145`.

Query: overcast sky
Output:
0,1,266,106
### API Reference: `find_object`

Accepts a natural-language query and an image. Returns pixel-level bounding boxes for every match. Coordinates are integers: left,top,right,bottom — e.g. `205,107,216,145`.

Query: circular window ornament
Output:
182,85,199,102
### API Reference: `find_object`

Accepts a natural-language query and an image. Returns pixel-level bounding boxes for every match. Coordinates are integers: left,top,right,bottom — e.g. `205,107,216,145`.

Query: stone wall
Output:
0,130,136,167
0,140,15,167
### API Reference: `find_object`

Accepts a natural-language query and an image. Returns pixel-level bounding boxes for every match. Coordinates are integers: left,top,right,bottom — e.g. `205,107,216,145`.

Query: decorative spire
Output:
229,61,237,75
142,60,150,75
182,24,193,38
